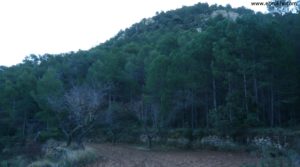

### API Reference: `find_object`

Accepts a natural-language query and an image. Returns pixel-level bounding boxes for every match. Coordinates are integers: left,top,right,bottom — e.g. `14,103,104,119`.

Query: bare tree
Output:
48,85,108,148
132,96,159,149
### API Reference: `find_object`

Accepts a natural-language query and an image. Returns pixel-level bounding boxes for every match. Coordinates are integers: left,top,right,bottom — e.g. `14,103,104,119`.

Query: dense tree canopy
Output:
0,3,299,154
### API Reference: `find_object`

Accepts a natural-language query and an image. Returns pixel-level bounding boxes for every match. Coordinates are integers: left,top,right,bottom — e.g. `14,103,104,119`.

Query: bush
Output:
1,156,30,167
28,146,98,167
198,135,240,151
28,139,99,167
243,138,300,167
252,136,286,151
167,128,192,139
38,128,61,142
192,128,212,140
27,159,55,167
57,147,98,167
165,129,194,148
42,139,63,160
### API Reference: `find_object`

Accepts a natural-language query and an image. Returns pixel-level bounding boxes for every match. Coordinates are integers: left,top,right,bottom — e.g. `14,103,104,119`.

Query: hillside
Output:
0,2,300,166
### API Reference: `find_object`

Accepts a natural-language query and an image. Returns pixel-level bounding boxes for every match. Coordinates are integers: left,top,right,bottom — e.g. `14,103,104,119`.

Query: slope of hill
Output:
0,2,300,166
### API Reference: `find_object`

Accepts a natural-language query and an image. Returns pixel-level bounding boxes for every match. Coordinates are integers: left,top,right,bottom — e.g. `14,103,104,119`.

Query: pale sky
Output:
0,0,267,67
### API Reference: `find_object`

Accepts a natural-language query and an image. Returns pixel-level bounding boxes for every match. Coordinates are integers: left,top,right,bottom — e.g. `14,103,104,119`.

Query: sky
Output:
0,0,268,67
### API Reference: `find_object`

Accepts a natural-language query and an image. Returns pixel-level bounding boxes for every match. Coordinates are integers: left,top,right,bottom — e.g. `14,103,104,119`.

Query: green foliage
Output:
168,129,192,139
38,128,61,142
0,156,30,167
0,3,299,161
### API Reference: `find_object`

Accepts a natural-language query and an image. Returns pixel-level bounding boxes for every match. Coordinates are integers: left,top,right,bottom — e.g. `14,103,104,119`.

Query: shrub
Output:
193,128,211,140
28,159,55,167
251,136,288,157
38,128,61,142
57,147,98,167
42,139,63,160
28,145,99,167
1,156,30,167
243,138,300,167
167,128,192,139
199,135,240,151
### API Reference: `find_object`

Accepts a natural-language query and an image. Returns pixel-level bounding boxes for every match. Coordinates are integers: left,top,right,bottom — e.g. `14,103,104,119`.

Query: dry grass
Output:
88,143,259,167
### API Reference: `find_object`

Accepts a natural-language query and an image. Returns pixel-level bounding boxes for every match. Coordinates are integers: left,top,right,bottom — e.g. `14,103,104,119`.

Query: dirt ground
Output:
88,144,259,167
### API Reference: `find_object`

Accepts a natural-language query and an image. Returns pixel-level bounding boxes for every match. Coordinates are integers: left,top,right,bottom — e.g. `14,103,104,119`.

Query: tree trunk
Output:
252,48,259,121
277,92,281,126
147,135,152,149
205,93,209,127
66,135,72,147
191,91,195,130
212,78,217,111
228,74,233,123
22,111,28,145
270,85,275,127
254,76,259,121
76,135,85,149
183,91,188,128
261,91,267,123
109,91,112,110
243,72,249,113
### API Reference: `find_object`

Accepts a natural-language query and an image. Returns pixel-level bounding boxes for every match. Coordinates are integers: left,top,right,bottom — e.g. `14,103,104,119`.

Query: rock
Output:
211,10,239,21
